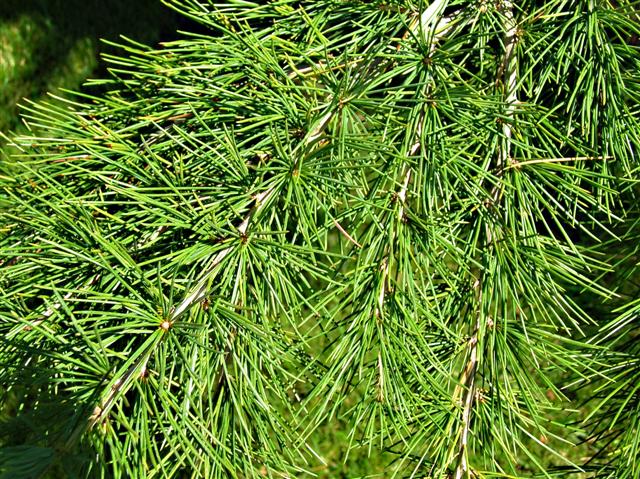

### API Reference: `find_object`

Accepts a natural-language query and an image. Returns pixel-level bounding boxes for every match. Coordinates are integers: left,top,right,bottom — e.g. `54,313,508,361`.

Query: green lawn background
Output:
0,0,181,137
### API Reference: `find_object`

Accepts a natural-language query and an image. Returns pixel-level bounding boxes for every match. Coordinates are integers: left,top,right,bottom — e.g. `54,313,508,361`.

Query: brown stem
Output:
454,3,517,478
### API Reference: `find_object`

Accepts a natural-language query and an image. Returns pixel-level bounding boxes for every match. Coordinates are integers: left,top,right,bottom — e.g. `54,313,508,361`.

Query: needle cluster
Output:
1,1,640,478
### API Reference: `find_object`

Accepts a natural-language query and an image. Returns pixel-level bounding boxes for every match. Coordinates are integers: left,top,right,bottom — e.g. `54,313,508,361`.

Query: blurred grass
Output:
0,0,183,137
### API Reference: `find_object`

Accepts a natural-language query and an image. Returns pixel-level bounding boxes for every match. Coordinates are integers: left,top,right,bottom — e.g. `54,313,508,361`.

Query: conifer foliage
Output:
1,1,640,477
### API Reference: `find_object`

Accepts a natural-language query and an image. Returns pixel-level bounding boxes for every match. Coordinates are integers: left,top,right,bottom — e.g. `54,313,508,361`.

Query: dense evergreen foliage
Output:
2,1,640,477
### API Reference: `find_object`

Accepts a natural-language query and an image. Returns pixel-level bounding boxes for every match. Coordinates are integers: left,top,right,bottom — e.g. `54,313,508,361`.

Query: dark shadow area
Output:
0,0,186,44
0,0,198,133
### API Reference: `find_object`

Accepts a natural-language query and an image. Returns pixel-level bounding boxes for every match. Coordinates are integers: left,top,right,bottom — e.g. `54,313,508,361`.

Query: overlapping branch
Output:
454,2,518,478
